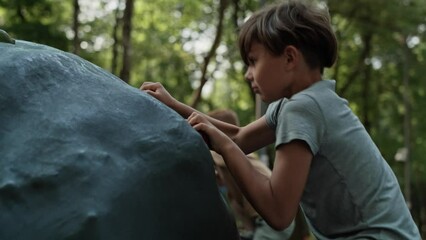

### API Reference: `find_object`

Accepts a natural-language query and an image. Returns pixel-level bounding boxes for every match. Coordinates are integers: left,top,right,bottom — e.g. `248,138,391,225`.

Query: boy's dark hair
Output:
238,0,337,73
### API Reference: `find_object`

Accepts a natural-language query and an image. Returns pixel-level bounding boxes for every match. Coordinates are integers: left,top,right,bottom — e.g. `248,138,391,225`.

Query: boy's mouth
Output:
251,86,260,94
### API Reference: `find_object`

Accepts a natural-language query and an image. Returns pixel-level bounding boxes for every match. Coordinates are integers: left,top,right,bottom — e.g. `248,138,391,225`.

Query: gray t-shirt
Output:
265,80,420,239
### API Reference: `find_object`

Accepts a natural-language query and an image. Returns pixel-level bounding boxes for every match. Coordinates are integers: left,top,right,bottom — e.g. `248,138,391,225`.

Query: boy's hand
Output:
140,82,177,108
187,112,233,155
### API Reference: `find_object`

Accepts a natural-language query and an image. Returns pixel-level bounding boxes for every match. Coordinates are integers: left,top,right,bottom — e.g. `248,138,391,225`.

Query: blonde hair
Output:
207,109,240,126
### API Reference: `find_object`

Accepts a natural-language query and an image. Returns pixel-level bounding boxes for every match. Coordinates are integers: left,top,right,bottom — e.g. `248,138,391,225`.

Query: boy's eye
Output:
248,58,256,65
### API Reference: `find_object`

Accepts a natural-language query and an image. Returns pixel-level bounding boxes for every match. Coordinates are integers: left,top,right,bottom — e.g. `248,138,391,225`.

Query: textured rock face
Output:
0,39,238,240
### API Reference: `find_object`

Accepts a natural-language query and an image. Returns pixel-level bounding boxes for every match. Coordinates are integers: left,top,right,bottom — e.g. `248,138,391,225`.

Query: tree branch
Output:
190,0,230,108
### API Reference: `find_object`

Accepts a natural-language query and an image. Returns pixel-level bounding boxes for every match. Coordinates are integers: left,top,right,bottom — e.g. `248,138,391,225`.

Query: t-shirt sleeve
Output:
265,95,325,155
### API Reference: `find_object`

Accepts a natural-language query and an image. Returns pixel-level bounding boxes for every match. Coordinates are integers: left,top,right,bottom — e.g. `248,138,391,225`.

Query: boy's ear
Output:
283,45,299,64
281,45,300,71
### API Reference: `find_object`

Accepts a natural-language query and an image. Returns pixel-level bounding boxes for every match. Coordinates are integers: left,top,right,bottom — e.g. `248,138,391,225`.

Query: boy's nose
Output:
244,68,253,82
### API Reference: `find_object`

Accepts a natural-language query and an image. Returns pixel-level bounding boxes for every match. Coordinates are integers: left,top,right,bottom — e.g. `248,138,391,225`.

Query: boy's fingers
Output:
140,82,160,90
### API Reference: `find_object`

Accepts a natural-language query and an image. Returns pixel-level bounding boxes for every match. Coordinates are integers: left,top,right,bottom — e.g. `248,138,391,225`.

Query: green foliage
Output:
326,0,426,230
0,0,69,49
328,0,426,176
0,0,424,173
0,0,425,232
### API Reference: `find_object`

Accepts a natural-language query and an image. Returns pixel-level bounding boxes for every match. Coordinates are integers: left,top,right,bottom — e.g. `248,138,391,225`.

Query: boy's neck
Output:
290,68,322,96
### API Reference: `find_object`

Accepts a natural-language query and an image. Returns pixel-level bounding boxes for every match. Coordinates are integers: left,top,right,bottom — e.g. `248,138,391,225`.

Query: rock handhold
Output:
0,29,15,44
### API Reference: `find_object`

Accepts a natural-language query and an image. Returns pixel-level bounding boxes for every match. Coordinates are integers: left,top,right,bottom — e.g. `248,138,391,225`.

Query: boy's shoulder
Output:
296,80,335,97
291,79,342,107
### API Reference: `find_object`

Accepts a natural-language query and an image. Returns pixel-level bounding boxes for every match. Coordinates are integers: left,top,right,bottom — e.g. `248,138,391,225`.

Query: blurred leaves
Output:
0,1,425,228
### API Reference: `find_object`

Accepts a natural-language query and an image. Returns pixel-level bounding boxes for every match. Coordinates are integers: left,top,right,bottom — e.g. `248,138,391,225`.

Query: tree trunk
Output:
119,0,134,83
338,33,372,97
72,0,80,55
16,2,27,22
111,0,123,75
402,39,412,210
190,0,229,108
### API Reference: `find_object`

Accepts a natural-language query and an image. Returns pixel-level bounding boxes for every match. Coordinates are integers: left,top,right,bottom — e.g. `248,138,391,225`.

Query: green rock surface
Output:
0,39,238,240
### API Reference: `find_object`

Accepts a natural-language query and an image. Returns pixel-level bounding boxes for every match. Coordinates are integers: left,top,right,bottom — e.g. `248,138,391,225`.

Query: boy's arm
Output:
140,82,274,153
141,82,238,135
188,111,310,230
221,139,312,231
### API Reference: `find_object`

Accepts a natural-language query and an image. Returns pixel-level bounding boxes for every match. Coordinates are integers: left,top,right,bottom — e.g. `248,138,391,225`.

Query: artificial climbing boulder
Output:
0,31,239,240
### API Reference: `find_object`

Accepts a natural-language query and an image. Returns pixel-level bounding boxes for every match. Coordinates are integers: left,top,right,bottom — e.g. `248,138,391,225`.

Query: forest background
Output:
1,0,425,236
